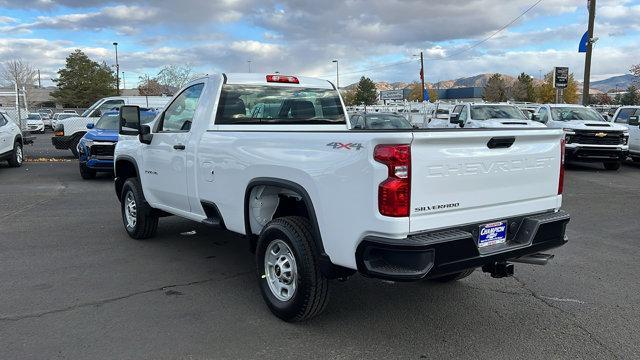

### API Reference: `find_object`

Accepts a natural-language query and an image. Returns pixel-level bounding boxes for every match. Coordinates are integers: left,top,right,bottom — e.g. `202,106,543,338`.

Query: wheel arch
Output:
14,134,23,145
244,178,325,256
114,155,140,200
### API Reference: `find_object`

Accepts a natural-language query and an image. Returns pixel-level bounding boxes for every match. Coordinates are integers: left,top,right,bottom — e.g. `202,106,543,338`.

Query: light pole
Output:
122,71,126,90
583,0,596,105
113,42,120,95
332,60,339,89
413,52,425,102
247,60,252,73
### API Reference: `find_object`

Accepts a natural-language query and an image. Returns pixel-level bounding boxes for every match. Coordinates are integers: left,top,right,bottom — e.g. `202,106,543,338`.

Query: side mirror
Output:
86,123,94,129
352,124,363,130
119,105,141,136
629,115,640,126
93,109,102,117
449,113,460,124
140,124,153,144
532,114,540,122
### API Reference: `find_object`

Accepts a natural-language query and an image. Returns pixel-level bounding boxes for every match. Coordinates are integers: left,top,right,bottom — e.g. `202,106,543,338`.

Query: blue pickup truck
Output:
77,108,158,179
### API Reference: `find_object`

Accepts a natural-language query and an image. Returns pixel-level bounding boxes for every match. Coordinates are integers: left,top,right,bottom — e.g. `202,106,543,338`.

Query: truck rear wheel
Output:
430,269,474,283
603,161,621,171
120,178,158,239
256,216,329,322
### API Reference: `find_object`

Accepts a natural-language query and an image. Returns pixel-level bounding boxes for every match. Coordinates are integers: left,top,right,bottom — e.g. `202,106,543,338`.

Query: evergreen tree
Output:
483,74,507,102
620,86,639,105
51,50,117,108
512,73,535,102
354,76,378,105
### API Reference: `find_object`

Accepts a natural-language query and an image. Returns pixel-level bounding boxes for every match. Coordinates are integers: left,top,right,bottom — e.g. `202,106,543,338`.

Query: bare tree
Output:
155,64,196,92
0,59,38,89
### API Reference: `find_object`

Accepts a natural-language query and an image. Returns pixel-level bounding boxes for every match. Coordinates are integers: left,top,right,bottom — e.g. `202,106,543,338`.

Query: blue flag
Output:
579,31,589,53
423,89,430,102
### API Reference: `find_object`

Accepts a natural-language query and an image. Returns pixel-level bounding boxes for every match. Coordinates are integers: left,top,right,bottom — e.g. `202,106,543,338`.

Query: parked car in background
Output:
26,113,45,134
350,112,415,129
610,106,640,162
0,111,23,167
77,108,159,179
448,104,546,129
424,103,452,128
62,110,79,114
53,96,170,157
535,104,629,170
37,109,54,129
51,113,76,129
113,73,569,321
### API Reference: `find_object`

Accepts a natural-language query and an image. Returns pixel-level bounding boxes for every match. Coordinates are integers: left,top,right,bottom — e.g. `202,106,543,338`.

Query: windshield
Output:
27,114,40,120
95,111,157,130
216,85,345,124
551,107,605,122
81,99,102,117
58,114,74,120
364,114,413,129
470,105,527,120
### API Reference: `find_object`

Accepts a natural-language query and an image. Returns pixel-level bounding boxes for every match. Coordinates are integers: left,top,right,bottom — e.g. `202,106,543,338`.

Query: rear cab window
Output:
215,80,345,125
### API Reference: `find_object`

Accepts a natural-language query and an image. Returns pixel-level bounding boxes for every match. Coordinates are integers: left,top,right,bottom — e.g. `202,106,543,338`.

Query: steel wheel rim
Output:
16,146,22,164
264,239,297,301
124,191,137,228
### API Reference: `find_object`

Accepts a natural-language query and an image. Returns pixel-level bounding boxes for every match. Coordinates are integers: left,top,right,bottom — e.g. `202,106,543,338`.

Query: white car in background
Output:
448,103,546,128
0,110,24,167
26,113,45,134
535,104,629,170
610,106,640,162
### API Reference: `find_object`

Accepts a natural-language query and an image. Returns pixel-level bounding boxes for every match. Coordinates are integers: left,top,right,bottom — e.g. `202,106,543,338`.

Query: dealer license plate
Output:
478,221,507,248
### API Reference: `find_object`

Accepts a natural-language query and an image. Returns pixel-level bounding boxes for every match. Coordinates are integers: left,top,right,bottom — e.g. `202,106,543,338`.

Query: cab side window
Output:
159,83,205,132
459,106,468,121
538,108,549,123
614,108,635,124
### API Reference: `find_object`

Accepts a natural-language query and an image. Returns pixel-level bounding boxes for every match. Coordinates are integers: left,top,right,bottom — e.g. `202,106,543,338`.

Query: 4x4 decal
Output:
326,142,363,150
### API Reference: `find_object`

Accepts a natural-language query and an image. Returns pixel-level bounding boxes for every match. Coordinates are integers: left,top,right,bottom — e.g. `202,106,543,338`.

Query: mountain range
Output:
345,73,637,93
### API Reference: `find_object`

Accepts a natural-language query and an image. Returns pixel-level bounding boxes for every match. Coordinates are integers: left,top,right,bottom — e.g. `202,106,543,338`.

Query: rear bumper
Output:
356,210,570,281
565,144,627,162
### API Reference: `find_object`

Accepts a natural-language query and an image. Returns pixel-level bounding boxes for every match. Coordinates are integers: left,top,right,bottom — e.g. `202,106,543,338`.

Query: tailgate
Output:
409,129,563,233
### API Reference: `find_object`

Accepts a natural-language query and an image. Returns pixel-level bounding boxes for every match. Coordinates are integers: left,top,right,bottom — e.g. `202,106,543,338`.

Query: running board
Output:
510,253,554,266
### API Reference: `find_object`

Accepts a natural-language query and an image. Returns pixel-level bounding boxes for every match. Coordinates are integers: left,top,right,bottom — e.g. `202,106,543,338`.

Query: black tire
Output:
603,161,621,171
79,163,96,180
7,142,23,167
120,178,158,239
256,216,329,322
430,269,475,283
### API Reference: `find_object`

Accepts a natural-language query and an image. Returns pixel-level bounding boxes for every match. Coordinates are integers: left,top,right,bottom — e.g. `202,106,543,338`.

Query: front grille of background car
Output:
573,130,624,145
90,144,115,157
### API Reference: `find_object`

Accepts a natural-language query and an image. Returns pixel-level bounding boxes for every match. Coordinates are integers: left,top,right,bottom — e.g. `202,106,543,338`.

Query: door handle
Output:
487,137,516,149
173,144,186,150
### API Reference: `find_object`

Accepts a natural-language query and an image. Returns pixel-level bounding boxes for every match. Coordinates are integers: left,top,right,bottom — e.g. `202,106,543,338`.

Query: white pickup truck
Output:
52,96,170,157
535,104,629,170
113,73,570,321
610,106,640,162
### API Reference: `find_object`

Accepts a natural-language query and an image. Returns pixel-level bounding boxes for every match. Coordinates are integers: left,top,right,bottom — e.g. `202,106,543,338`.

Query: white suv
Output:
0,111,24,167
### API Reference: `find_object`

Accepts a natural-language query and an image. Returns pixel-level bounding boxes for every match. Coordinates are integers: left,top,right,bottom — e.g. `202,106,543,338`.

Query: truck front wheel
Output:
120,178,158,239
256,216,329,322
603,161,621,171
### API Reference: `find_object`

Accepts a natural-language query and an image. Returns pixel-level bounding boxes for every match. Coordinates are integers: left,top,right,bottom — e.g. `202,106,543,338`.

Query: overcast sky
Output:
0,0,638,87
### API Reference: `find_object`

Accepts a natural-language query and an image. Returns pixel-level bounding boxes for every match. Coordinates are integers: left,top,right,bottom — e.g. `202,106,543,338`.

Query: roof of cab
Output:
224,73,335,89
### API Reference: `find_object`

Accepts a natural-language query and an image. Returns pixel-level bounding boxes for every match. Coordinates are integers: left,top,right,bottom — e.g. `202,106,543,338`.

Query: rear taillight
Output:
558,138,565,195
266,74,299,84
374,144,411,217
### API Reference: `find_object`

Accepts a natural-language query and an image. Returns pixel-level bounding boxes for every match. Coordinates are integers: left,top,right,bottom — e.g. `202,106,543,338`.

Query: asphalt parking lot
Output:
23,131,76,160
1,159,639,359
